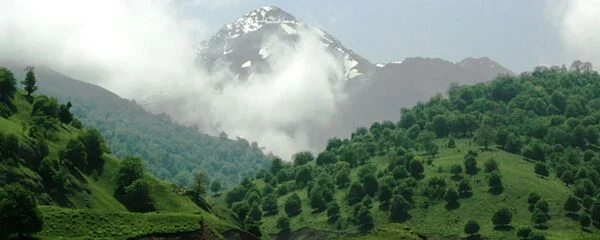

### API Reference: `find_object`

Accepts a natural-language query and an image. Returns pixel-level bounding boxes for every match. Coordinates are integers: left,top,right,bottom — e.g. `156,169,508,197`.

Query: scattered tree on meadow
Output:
580,214,591,229
517,227,532,240
464,220,480,237
284,193,302,217
450,164,463,178
261,194,278,216
124,179,154,212
346,182,365,205
0,67,17,103
491,208,513,228
458,179,473,198
389,194,411,222
484,158,498,173
22,66,38,97
464,154,478,175
488,171,504,193
355,204,374,232
534,162,549,177
474,124,495,150
191,171,209,196
563,195,580,214
327,202,340,223
531,209,549,228
60,138,87,170
361,173,379,197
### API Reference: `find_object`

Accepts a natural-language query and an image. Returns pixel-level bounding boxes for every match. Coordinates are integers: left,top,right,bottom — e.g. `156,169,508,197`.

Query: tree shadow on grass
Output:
493,225,514,231
566,213,579,221
534,225,549,230
450,175,464,181
445,202,460,210
466,234,482,240
488,186,504,195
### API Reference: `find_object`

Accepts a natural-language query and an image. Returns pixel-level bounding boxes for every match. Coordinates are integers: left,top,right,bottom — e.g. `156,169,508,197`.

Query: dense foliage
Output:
221,64,600,238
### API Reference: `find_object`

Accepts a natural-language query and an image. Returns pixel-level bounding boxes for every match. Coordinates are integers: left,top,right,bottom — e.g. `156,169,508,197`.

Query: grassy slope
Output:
1,91,240,239
251,140,598,240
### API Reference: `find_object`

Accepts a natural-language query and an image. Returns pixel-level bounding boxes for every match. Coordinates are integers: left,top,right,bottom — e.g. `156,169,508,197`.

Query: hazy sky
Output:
184,0,573,72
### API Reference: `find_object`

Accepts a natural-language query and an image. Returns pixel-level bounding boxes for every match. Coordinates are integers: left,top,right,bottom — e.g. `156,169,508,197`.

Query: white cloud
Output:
0,0,347,159
548,0,600,67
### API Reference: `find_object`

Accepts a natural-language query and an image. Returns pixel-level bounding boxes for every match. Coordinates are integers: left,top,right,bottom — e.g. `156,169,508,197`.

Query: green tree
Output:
445,188,459,206
0,184,43,238
335,167,351,188
488,171,503,193
355,204,374,232
409,160,424,178
80,129,104,170
517,227,532,240
447,137,456,148
389,195,411,222
484,158,498,173
309,186,327,211
563,195,580,213
458,179,472,198
270,157,284,175
346,182,365,205
450,164,463,177
580,214,591,229
534,162,549,177
464,220,480,237
58,103,73,124
276,215,291,234
316,151,337,165
491,208,513,228
124,179,154,212
432,115,449,137
474,124,495,150
295,165,313,187
21,66,38,97
192,171,209,196
327,202,340,223
464,155,478,175
361,173,379,197
532,209,549,227
0,67,17,102
378,184,393,204
115,157,145,193
247,203,262,221
261,194,278,216
210,181,222,195
293,151,314,166
284,193,302,217
60,138,87,170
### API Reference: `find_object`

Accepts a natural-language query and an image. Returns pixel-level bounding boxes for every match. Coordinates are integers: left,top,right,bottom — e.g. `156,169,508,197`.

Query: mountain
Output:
1,60,271,187
192,6,514,151
457,57,514,81
196,6,375,83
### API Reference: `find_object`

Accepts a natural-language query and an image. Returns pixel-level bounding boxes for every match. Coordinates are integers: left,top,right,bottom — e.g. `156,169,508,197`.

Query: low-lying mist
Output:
0,0,346,159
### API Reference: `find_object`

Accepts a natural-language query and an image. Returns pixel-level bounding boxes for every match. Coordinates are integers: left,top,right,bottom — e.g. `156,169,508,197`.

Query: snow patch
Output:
224,48,233,55
348,69,362,79
280,23,297,35
376,63,385,68
391,60,403,64
259,47,271,59
241,60,251,68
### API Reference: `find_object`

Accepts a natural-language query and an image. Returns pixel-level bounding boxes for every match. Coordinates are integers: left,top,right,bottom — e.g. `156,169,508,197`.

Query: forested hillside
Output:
1,61,270,187
220,65,600,240
0,66,248,239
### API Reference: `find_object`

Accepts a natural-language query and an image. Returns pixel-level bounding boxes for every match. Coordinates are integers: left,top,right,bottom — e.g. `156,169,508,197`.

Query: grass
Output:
248,139,600,240
35,206,202,240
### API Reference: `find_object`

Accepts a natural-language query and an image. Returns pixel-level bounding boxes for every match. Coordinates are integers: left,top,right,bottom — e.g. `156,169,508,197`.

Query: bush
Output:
484,158,498,173
284,193,302,217
276,216,291,234
464,220,480,236
534,162,549,177
0,184,43,238
491,208,513,227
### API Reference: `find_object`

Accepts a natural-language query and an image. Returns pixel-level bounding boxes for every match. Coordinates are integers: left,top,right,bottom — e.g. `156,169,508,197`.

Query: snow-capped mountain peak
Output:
196,6,375,82
218,5,300,40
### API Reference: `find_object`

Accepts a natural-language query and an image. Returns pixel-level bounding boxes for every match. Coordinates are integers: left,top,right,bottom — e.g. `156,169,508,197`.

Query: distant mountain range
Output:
193,6,514,149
